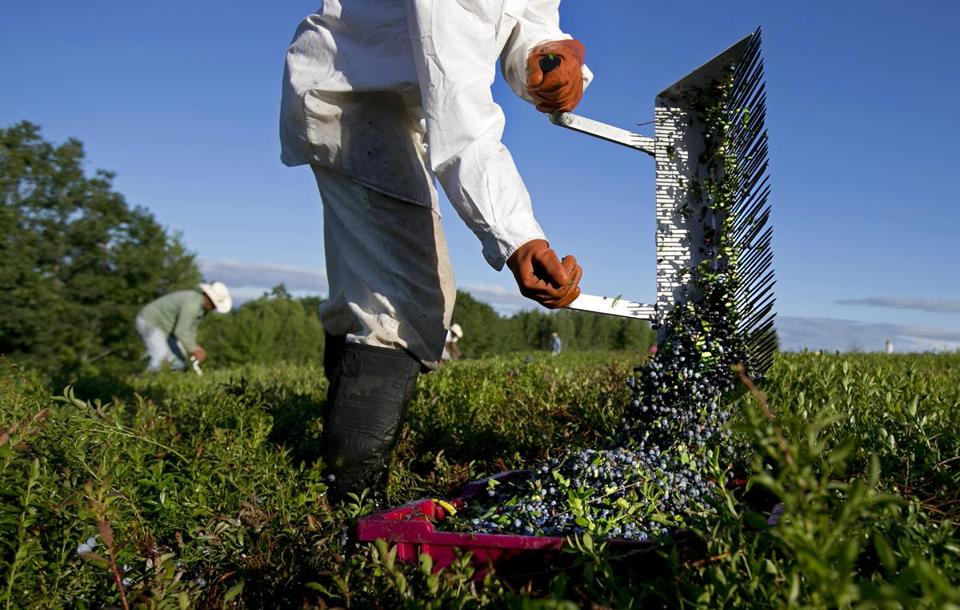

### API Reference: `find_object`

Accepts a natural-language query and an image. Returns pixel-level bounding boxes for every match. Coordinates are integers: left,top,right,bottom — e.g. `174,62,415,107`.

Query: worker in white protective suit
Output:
280,0,589,500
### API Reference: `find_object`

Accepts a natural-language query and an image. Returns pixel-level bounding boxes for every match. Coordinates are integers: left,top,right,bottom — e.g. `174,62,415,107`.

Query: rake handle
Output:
539,54,562,74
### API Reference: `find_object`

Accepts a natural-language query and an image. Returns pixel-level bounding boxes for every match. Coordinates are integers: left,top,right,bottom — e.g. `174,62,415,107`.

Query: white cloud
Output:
776,316,960,353
225,286,286,304
836,297,960,314
199,260,327,304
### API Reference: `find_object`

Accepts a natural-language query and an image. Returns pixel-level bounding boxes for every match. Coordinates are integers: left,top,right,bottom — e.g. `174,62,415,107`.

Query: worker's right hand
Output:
192,346,207,363
507,239,582,309
526,39,586,113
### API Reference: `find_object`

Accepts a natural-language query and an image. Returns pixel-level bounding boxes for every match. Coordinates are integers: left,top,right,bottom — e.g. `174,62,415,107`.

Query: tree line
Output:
447,291,654,358
1,122,652,384
199,286,654,368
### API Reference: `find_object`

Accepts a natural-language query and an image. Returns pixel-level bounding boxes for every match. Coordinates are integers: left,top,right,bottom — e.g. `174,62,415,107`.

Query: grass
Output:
1,351,959,608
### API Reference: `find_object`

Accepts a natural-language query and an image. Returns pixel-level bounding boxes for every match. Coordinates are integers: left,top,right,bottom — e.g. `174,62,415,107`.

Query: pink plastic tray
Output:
355,470,655,578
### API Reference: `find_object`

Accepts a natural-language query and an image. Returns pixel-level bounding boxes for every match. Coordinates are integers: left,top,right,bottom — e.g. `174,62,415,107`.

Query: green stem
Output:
4,458,39,610
86,420,188,462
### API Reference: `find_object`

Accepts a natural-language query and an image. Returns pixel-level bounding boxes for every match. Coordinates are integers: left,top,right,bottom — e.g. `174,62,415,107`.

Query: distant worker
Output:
885,340,894,354
281,3,588,498
550,332,562,356
441,323,464,362
136,282,232,372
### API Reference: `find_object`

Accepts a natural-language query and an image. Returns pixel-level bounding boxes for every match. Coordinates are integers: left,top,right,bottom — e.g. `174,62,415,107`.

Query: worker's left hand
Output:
526,39,586,113
507,239,582,309
192,346,207,363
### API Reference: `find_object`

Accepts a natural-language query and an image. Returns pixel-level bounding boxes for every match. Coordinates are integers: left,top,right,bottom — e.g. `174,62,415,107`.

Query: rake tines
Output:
725,28,776,378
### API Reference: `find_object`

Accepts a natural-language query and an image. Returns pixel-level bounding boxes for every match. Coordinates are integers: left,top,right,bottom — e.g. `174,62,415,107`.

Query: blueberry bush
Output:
2,350,958,608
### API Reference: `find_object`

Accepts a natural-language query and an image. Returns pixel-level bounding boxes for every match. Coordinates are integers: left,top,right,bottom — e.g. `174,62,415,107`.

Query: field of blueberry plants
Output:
2,349,959,609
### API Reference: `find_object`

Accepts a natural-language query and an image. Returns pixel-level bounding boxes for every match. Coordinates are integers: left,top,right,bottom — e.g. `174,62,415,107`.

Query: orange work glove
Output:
507,239,583,309
526,39,586,113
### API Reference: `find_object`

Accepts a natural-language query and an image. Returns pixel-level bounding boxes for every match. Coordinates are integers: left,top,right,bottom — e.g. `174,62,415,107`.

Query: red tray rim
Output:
356,470,660,550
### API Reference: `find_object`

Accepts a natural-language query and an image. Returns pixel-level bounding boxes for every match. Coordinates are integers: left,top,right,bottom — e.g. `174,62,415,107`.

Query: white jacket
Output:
279,0,591,270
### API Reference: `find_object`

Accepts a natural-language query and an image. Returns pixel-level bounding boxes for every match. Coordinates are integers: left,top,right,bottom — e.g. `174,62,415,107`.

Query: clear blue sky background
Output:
2,1,958,351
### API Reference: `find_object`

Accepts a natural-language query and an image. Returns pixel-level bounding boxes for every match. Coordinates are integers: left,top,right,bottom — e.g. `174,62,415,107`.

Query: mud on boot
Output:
321,341,420,502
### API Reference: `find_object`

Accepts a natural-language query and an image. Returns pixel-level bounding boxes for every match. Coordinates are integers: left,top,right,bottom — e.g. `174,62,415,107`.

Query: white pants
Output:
135,315,186,372
312,166,455,368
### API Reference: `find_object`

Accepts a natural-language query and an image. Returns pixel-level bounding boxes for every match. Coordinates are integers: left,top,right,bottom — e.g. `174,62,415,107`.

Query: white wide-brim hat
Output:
450,323,463,339
199,281,232,314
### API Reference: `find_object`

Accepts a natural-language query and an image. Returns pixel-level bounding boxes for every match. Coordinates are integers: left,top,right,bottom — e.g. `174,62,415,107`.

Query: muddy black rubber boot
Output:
321,342,420,502
323,333,347,403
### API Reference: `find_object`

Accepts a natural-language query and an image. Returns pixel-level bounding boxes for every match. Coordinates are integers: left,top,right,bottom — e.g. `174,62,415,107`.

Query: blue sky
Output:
2,1,958,351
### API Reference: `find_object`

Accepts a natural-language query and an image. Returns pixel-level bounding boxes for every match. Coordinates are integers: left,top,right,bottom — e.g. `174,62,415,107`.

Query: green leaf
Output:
305,582,333,595
826,438,856,465
873,533,897,572
374,538,389,559
223,580,245,605
419,552,434,575
742,511,768,530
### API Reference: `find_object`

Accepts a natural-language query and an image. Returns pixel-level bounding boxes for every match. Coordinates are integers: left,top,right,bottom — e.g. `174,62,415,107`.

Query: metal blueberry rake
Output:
560,29,776,377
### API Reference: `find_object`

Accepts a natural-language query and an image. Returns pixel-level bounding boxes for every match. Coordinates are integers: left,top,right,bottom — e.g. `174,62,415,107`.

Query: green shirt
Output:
138,290,206,352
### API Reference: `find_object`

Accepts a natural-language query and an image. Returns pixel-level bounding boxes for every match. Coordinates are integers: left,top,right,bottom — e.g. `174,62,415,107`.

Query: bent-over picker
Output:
562,29,775,377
